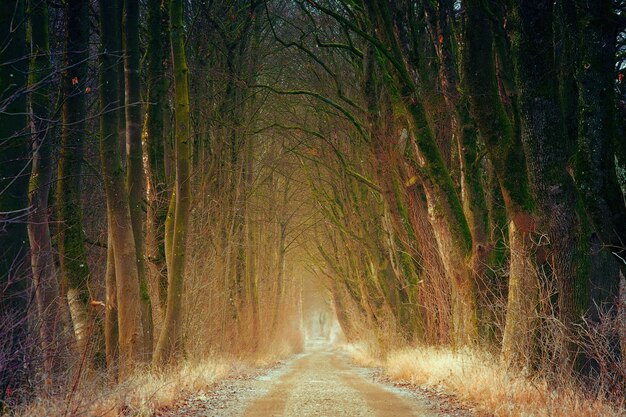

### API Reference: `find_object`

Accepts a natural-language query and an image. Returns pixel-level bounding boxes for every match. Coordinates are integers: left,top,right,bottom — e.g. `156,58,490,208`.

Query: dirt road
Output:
158,341,474,417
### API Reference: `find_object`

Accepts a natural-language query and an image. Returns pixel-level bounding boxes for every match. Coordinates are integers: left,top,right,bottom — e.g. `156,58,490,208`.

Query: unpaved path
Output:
157,341,476,417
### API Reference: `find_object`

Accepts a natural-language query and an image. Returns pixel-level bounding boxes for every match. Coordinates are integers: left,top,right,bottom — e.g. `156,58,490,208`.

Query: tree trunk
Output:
573,0,625,310
124,0,153,361
153,0,192,366
501,221,538,365
27,0,61,383
418,174,478,346
145,0,170,313
99,0,145,378
462,0,540,366
423,1,491,338
0,0,30,402
104,215,118,371
58,0,104,367
271,222,287,334
510,0,589,371
361,0,478,345
244,142,260,351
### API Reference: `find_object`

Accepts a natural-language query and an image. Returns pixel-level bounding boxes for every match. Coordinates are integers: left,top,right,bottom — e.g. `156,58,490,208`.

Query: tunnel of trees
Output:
0,0,625,412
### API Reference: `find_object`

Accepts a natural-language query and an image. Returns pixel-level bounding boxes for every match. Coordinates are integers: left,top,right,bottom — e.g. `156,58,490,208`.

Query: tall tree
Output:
462,0,538,366
27,0,61,382
144,0,170,311
57,0,104,366
361,0,479,345
154,0,192,366
509,0,590,370
124,0,153,360
99,0,146,379
0,0,30,402
572,0,626,319
573,1,626,241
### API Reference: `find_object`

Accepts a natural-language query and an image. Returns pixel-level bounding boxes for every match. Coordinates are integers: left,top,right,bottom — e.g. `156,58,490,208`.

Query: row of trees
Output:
0,0,193,398
265,0,625,382
1,1,310,410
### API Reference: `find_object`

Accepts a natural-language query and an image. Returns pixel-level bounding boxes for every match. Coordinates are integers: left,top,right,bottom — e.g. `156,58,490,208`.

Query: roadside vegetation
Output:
346,343,624,417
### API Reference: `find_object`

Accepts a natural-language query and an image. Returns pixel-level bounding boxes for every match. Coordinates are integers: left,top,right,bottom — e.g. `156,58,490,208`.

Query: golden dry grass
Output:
14,341,300,417
15,359,233,417
346,344,625,417
12,321,301,417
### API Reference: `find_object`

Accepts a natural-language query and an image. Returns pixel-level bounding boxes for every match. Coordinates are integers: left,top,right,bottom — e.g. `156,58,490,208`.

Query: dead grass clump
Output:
384,346,625,417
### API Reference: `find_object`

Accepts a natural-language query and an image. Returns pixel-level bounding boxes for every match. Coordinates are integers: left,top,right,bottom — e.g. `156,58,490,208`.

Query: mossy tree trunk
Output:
124,0,153,361
509,0,590,371
423,0,492,338
462,0,539,367
569,0,626,367
357,0,478,346
573,0,626,310
99,0,145,379
0,0,30,402
363,43,424,341
58,0,104,367
145,0,171,313
153,0,192,366
27,0,61,383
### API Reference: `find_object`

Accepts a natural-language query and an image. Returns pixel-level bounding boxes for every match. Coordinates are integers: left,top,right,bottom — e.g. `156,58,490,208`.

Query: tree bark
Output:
153,0,192,366
462,0,540,366
99,0,145,378
509,0,589,371
27,0,61,383
58,0,104,367
573,0,626,307
145,0,170,313
124,0,153,361
501,221,538,365
423,1,491,338
104,215,118,371
362,0,478,346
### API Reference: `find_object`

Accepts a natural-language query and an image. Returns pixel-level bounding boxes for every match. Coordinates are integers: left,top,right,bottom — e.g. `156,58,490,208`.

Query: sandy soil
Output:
156,340,477,417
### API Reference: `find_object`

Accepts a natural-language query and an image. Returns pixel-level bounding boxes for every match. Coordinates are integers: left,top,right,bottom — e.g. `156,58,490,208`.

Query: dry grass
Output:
340,342,383,368
14,359,234,417
347,344,625,417
13,343,298,417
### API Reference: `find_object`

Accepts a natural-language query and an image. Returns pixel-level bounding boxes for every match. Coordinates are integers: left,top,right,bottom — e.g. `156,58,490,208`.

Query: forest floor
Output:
154,339,479,417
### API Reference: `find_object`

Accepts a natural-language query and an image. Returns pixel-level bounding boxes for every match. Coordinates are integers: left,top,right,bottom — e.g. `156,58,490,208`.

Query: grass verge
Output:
14,357,270,417
345,344,625,417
